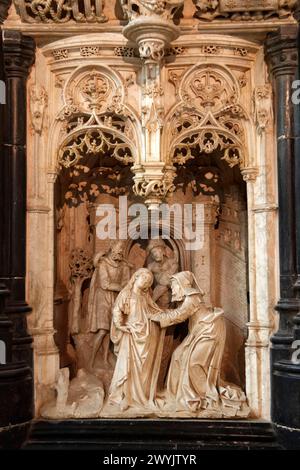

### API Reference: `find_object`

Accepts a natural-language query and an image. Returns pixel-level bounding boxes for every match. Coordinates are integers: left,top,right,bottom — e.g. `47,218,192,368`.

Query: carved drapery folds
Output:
56,67,138,205
194,0,297,22
14,0,107,23
165,65,248,172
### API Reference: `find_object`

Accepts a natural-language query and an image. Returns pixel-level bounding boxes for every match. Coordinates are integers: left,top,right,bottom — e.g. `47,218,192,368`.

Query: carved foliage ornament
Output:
14,0,107,23
69,248,93,280
121,0,184,20
253,85,273,134
194,0,296,21
56,68,138,206
29,84,48,135
167,66,246,169
59,128,135,168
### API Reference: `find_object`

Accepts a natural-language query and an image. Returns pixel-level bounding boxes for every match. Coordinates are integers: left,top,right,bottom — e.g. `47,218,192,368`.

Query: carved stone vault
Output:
2,0,297,419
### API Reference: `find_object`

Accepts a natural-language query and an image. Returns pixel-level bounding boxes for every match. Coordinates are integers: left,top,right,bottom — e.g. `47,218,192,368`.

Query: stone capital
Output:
265,25,298,79
3,30,35,78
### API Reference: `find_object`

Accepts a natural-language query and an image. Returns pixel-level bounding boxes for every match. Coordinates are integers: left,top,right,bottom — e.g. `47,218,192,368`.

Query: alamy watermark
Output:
0,80,5,105
292,80,300,105
95,196,205,251
291,340,300,365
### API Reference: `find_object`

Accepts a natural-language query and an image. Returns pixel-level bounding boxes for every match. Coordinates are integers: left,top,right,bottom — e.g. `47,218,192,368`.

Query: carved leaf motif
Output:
194,0,296,21
120,0,184,20
14,0,108,23
59,128,135,168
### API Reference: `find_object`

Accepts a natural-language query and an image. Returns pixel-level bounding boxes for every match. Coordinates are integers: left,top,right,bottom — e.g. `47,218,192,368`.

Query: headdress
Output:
170,271,205,297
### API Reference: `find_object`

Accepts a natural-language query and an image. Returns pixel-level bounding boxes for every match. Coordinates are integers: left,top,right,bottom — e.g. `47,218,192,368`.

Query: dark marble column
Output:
0,1,11,24
266,25,300,448
0,29,35,448
292,0,300,348
265,25,299,362
1,31,35,364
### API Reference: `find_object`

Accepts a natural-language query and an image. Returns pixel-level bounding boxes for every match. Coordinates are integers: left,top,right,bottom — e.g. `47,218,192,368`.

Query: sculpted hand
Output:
150,314,162,323
118,325,131,333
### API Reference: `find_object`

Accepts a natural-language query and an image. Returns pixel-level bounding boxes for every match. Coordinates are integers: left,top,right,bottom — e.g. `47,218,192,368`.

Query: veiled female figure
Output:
103,268,165,414
151,272,249,417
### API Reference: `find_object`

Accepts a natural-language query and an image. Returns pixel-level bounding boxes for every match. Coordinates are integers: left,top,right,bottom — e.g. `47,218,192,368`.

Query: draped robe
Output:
107,289,165,411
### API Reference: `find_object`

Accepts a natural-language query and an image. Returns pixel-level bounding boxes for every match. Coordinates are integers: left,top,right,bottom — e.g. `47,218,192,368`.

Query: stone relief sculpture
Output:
146,239,178,308
14,0,108,23
194,0,296,21
120,0,184,20
87,241,132,368
40,368,105,419
29,84,48,135
146,239,180,388
68,248,93,337
151,272,249,418
43,263,250,418
103,268,166,416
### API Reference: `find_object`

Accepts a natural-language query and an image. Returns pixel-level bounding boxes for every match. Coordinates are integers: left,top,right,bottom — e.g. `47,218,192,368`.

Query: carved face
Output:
110,243,125,261
134,271,153,291
150,246,165,262
170,278,184,302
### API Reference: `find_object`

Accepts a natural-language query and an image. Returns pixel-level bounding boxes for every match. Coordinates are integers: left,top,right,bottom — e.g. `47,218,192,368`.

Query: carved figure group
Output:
44,240,249,419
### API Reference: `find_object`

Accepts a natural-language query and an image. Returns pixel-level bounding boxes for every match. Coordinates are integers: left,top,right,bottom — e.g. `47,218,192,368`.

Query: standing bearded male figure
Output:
87,241,131,368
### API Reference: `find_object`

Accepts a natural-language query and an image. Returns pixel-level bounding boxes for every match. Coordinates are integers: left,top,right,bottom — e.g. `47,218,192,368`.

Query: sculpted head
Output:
170,271,205,302
110,241,126,262
133,268,154,291
170,277,185,302
147,239,167,263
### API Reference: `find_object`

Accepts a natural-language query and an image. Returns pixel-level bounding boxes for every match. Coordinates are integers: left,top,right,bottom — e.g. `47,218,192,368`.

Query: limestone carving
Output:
14,0,107,23
40,368,105,419
151,272,250,418
146,239,179,389
166,65,247,170
56,68,138,171
52,49,69,60
87,241,131,368
194,0,296,21
120,0,184,20
102,268,166,415
146,239,179,308
80,46,101,57
68,248,93,336
132,166,177,208
120,0,182,208
29,84,48,135
253,85,273,134
114,46,136,58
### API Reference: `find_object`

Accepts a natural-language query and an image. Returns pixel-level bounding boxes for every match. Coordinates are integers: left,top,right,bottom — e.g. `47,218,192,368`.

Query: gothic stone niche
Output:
24,28,278,421
45,131,250,419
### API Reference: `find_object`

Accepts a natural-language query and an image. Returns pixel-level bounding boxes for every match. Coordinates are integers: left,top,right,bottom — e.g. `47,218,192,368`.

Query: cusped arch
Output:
47,64,141,174
163,62,256,171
